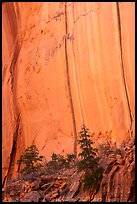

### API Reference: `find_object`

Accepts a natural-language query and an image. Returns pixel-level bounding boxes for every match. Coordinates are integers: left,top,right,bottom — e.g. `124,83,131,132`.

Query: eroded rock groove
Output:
116,2,133,131
64,2,77,156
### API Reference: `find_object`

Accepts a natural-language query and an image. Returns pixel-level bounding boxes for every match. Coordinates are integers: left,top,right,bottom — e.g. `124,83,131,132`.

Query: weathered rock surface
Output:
2,139,135,202
20,191,41,202
2,2,135,187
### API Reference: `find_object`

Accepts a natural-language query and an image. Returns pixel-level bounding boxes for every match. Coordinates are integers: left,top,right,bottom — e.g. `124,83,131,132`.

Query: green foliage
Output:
99,143,123,157
51,153,58,162
46,153,76,173
98,142,113,156
78,124,99,173
78,124,103,192
46,153,68,173
66,154,76,168
114,148,122,155
17,145,44,175
83,167,103,191
22,172,37,181
58,154,68,167
66,153,76,163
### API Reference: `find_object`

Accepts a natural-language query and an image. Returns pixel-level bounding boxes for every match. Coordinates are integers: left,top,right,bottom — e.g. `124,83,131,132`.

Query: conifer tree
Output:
78,124,103,191
78,124,98,173
17,145,44,175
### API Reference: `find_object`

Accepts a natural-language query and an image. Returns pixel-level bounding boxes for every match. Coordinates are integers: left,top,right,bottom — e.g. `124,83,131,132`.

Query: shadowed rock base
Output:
2,138,135,202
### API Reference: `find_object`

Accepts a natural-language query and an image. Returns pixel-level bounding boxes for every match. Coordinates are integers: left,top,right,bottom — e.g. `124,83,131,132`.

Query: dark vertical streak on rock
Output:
116,2,133,130
4,3,20,112
9,44,20,91
4,3,18,49
64,2,77,157
3,3,24,186
2,115,21,187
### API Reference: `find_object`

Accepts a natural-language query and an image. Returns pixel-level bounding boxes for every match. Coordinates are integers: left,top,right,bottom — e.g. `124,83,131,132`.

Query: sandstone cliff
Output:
2,2,135,187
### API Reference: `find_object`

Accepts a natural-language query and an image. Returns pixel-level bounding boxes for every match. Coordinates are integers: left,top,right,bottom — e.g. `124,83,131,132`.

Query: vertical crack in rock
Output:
116,2,133,131
64,2,77,157
72,3,85,124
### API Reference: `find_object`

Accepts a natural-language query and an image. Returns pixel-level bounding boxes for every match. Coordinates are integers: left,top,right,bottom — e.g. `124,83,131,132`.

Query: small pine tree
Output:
78,124,103,191
17,145,44,175
78,124,99,173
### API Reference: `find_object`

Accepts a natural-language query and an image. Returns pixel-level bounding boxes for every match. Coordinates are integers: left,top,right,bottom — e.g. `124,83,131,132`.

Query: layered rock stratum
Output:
2,2,135,195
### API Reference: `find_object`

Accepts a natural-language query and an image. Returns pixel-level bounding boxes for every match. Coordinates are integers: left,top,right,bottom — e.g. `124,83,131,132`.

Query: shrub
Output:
98,142,113,157
66,154,76,163
46,153,68,173
99,143,124,157
57,154,68,167
22,172,37,182
114,148,123,155
17,145,44,175
83,167,103,191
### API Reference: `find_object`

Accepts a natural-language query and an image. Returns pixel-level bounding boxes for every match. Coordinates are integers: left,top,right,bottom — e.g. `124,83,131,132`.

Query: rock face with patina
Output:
2,2,135,195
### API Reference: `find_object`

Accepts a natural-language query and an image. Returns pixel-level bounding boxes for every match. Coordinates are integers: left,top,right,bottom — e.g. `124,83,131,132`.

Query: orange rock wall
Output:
2,2,135,184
